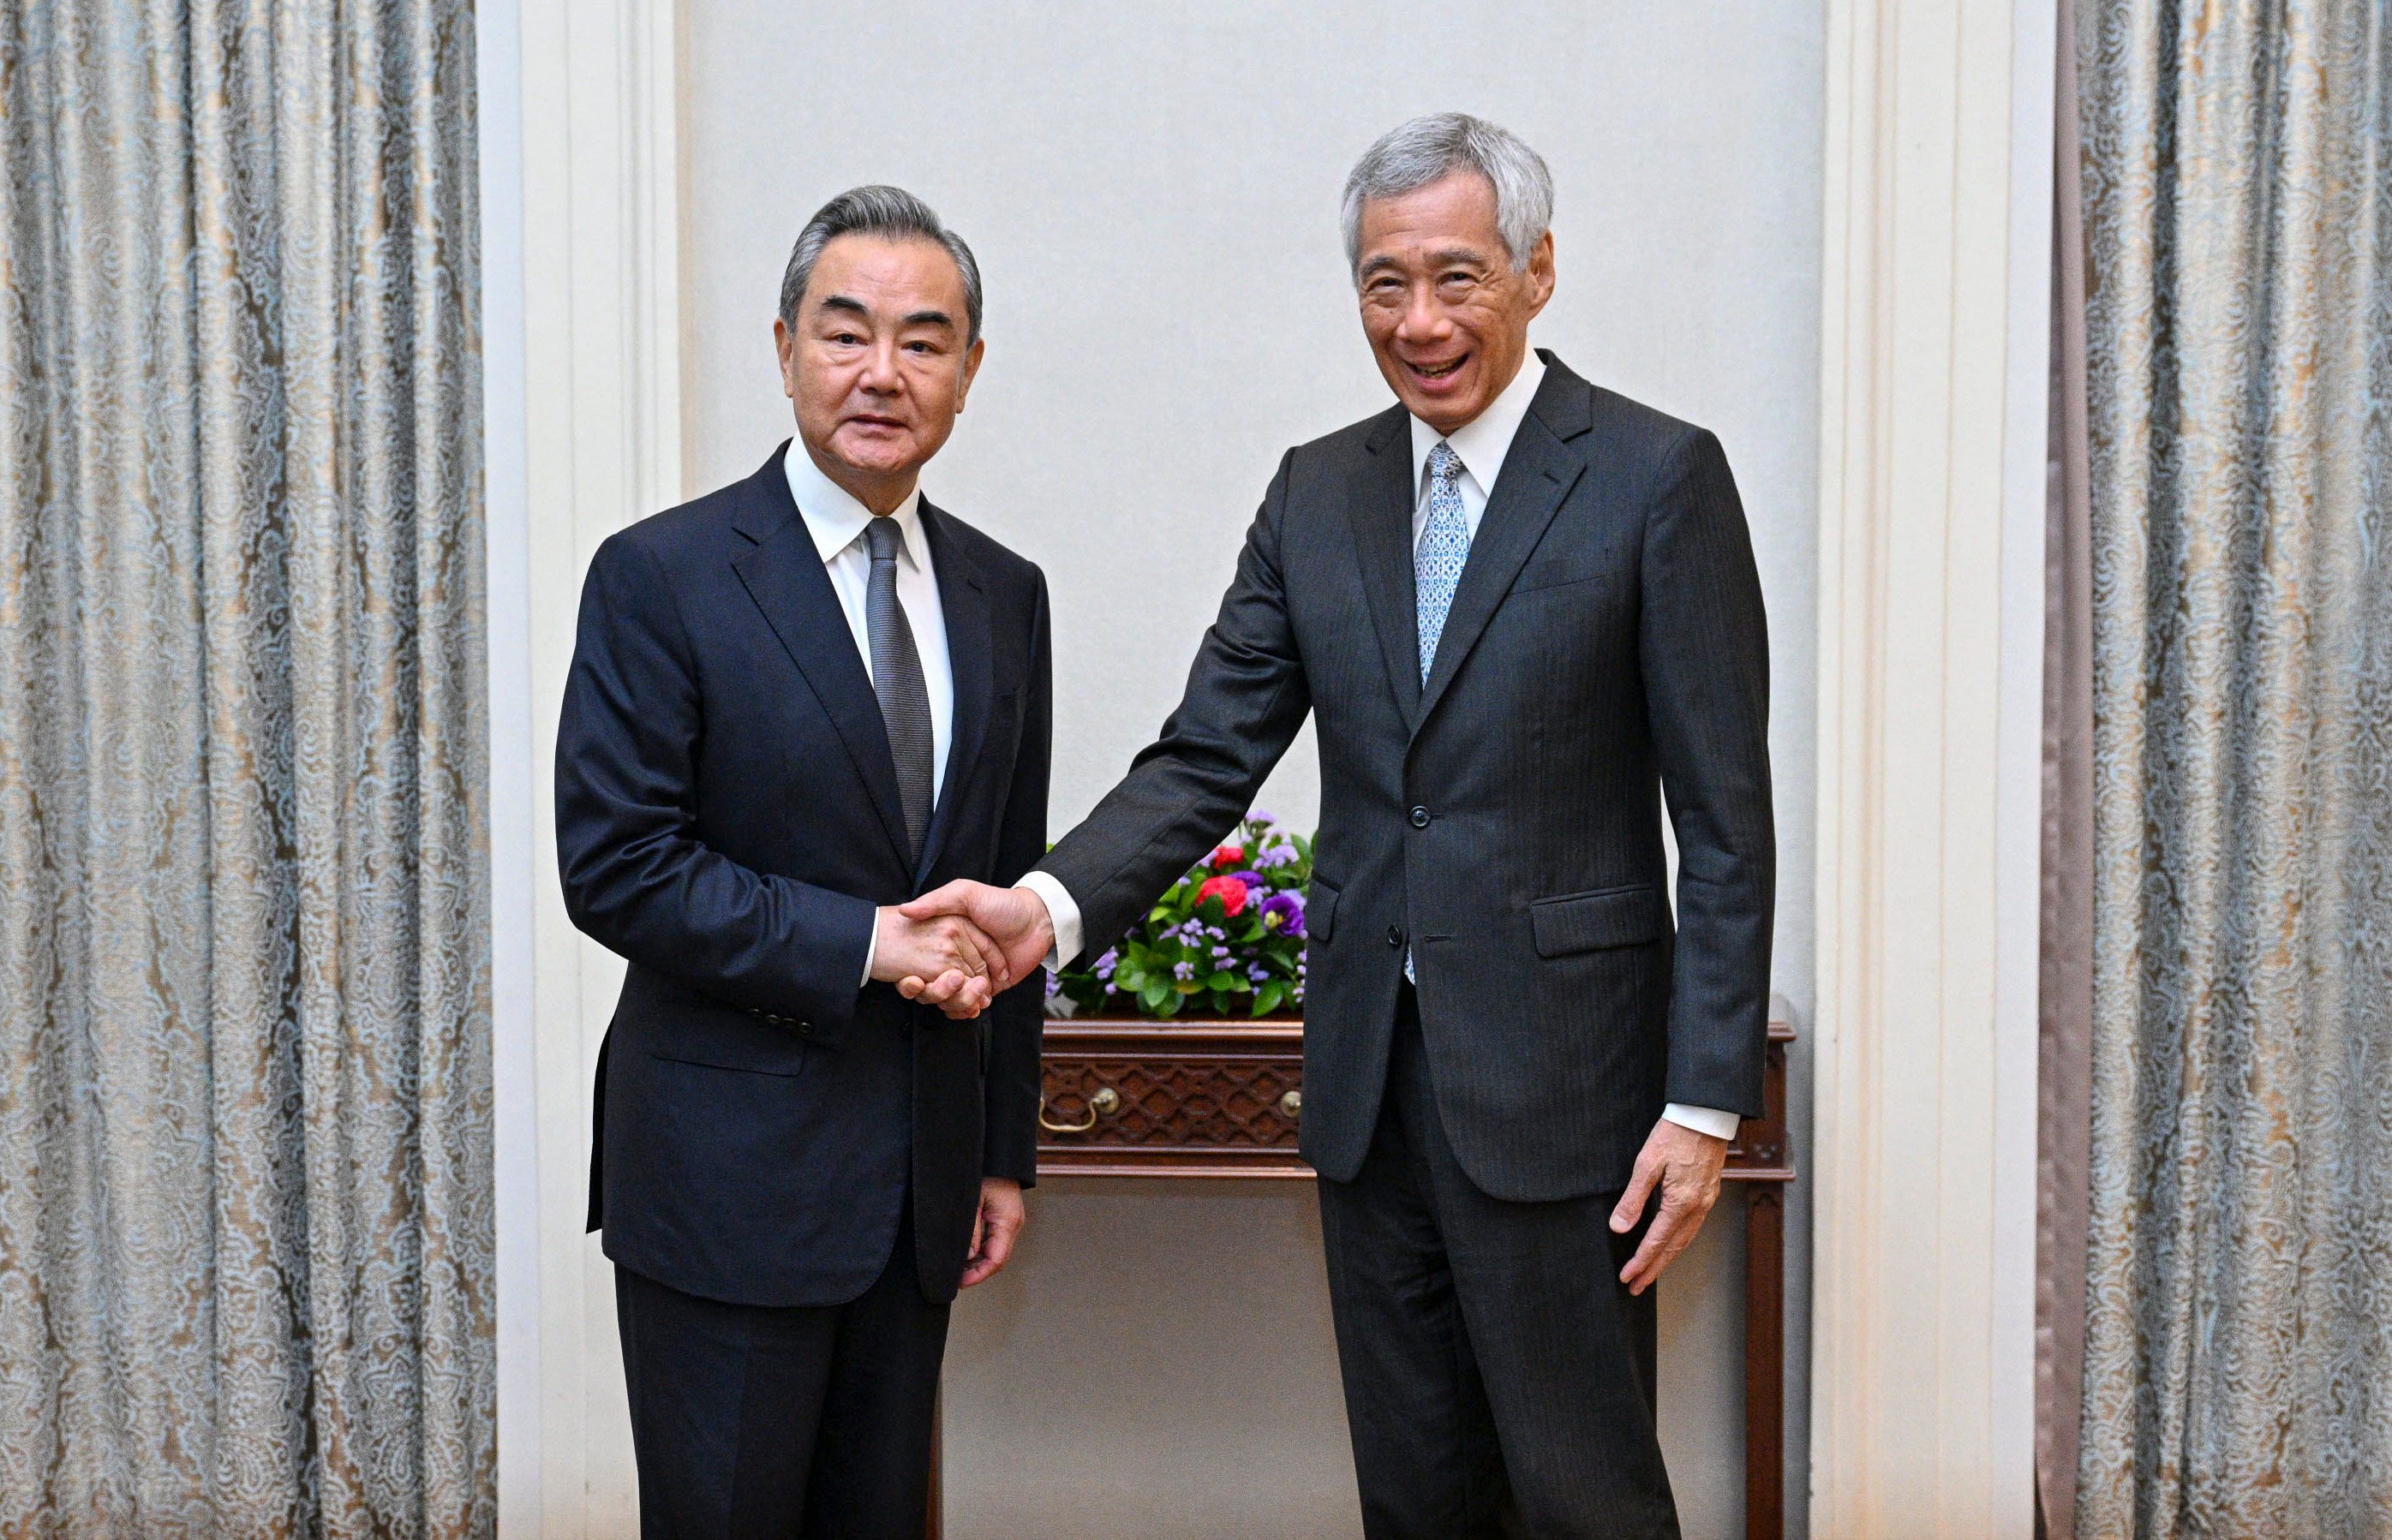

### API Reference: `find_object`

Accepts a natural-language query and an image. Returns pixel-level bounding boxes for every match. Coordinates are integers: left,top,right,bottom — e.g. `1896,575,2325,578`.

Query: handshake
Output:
868,880,1060,1017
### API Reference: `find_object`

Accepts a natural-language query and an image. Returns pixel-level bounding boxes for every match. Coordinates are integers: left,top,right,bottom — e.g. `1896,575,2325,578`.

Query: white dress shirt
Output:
786,445,953,983
1019,356,1737,1140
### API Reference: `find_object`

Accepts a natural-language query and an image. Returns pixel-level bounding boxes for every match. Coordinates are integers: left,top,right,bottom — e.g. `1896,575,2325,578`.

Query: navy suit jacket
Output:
557,444,1050,1307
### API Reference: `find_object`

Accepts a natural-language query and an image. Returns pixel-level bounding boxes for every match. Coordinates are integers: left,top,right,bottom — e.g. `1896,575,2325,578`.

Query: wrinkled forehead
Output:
1353,171,1506,266
803,233,971,319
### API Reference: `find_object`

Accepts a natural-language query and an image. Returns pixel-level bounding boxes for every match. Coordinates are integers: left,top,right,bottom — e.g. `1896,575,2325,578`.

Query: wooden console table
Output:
1018,997,1797,1540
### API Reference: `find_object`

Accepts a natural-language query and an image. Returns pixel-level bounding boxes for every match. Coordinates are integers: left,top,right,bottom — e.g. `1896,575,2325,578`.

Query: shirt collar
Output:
783,440,927,569
1408,349,1549,498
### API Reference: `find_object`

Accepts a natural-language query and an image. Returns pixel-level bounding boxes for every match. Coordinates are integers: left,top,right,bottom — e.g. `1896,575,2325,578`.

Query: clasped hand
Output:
870,904,1013,1015
876,881,1055,1018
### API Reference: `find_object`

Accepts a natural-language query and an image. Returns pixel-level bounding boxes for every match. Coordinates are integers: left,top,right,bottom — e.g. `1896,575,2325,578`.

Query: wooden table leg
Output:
1744,1185,1785,1540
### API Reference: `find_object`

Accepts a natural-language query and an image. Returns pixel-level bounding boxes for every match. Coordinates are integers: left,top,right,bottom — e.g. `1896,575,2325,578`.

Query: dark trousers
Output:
613,1203,949,1539
1317,986,1680,1540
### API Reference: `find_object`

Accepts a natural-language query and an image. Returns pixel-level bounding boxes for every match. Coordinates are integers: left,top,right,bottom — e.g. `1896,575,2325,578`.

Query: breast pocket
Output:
1508,563,1621,601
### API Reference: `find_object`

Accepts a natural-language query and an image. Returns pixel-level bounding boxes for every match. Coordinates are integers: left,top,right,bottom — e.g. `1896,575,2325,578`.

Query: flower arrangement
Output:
1049,812,1313,1019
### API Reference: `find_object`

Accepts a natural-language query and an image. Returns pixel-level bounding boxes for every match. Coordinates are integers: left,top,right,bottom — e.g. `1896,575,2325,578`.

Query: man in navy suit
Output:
556,185,1051,1536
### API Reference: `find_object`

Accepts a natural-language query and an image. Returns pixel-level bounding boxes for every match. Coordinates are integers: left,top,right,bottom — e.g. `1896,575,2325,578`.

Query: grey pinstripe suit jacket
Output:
1040,353,1774,1201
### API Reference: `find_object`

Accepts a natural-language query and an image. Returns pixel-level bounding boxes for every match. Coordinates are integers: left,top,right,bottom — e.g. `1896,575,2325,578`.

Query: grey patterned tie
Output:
864,516,934,859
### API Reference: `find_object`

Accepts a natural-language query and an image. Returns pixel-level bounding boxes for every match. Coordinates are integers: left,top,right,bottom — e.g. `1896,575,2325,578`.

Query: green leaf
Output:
1206,970,1242,992
1139,979,1169,1012
1256,980,1289,1015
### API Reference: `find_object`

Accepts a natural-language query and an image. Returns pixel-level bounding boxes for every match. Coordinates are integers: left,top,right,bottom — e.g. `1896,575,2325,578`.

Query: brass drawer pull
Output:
1279,1089,1302,1120
1039,1085,1119,1134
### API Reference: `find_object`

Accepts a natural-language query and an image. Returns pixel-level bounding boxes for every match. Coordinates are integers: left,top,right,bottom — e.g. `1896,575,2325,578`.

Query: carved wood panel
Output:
1037,1020,1308,1176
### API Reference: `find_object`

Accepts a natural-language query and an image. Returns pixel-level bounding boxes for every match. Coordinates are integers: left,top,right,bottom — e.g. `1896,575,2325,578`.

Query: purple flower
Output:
1260,891,1306,938
1247,963,1271,983
1094,948,1119,981
1231,870,1265,891
1173,959,1196,982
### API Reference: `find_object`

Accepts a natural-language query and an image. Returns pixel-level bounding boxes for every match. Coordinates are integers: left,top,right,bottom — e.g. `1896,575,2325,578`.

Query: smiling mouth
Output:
1405,355,1468,381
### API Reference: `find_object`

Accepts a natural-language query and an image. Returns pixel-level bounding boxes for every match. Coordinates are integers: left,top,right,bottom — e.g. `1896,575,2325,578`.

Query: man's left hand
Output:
960,1177,1026,1289
1609,1118,1730,1296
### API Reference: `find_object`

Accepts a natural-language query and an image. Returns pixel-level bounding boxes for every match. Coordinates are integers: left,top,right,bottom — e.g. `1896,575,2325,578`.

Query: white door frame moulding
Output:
1810,0,2052,1533
485,0,684,1531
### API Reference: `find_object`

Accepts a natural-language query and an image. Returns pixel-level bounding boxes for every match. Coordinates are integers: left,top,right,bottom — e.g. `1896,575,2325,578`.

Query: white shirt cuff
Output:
1663,1102,1741,1141
859,910,880,987
1014,870,1083,971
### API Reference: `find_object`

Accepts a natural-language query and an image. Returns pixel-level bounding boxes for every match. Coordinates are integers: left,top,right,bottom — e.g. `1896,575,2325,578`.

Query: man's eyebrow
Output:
1358,246,1495,281
816,294,869,317
901,308,955,330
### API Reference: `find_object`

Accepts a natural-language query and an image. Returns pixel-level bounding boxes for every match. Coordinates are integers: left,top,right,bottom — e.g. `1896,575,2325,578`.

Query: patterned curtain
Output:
0,3,491,1533
2077,3,2392,1535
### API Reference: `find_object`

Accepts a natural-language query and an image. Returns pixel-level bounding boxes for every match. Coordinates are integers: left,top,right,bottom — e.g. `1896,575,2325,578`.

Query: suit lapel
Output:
730,445,915,868
1413,362,1592,732
912,499,991,886
1348,405,1426,735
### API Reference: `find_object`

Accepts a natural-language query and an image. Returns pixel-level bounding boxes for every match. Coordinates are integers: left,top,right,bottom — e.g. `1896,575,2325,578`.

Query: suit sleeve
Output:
982,569,1054,1187
555,531,878,1041
1037,451,1313,952
1640,427,1776,1118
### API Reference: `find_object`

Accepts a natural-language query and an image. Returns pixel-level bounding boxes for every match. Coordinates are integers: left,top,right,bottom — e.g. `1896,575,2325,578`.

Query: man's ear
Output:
954,335,986,412
774,316,799,400
1526,230,1557,318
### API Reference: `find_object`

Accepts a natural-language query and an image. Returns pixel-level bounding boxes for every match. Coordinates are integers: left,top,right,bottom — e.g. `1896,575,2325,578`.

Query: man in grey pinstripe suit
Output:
906,114,1774,1538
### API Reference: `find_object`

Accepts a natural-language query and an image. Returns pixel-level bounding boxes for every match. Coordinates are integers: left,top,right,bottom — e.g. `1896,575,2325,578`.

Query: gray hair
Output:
778,184,984,346
1340,113,1555,279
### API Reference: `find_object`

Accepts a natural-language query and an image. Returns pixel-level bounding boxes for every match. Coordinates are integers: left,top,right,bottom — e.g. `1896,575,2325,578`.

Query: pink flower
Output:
1211,845,1246,868
1196,874,1250,916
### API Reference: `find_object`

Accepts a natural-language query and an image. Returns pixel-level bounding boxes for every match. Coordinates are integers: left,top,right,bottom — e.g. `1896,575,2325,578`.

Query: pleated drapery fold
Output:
2036,3,2096,1532
0,2,493,1531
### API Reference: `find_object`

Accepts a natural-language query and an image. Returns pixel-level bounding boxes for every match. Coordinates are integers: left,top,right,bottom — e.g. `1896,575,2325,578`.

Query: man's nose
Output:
1395,287,1450,343
858,340,904,392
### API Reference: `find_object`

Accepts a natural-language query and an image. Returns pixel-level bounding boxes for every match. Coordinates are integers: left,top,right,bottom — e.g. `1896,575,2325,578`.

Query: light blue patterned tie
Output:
1415,441,1470,682
1408,443,1468,985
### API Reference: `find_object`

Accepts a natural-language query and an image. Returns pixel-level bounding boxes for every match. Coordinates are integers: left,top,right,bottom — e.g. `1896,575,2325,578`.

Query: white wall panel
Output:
1808,0,2048,1531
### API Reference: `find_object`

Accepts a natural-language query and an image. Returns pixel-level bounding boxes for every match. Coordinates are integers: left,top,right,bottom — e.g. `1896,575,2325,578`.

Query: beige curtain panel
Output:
2073,1,2392,1536
0,2,492,1533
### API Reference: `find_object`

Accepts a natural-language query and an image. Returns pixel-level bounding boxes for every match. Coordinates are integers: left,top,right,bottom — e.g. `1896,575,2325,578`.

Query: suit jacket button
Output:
1409,805,1431,828
1387,924,1404,948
